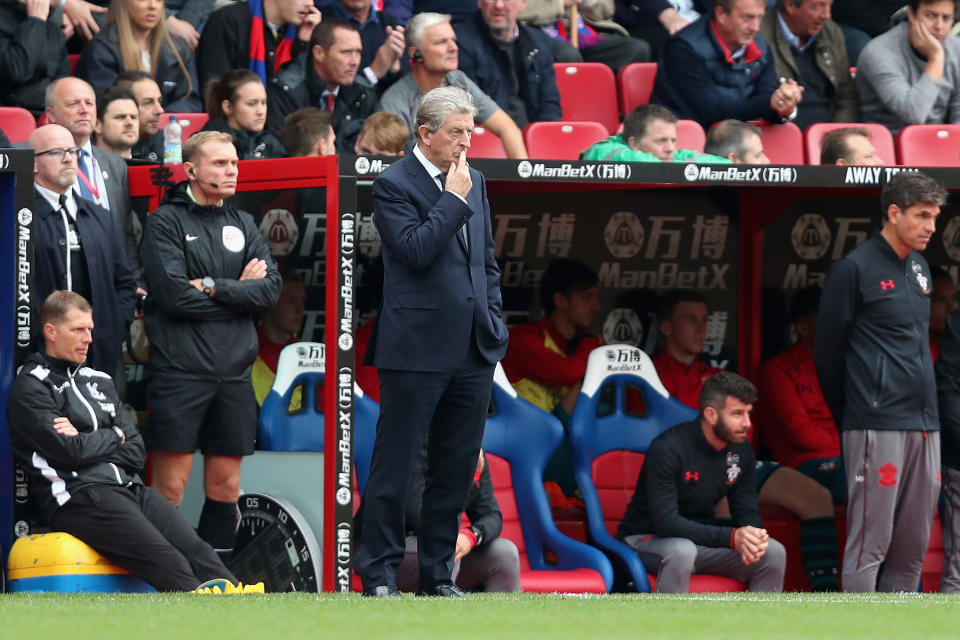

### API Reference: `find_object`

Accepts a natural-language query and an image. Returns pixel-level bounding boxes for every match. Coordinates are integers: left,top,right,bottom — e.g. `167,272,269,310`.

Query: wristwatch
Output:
202,276,216,296
112,426,125,444
470,525,483,546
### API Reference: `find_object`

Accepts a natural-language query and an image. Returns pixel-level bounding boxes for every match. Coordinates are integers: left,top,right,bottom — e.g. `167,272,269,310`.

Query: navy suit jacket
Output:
366,151,508,372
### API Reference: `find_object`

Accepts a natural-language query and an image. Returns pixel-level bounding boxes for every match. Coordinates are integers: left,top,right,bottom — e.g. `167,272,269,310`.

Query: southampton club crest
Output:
912,261,931,294
725,451,741,485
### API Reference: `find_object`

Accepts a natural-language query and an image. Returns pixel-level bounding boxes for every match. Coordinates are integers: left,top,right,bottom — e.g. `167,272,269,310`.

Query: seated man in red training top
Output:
252,269,381,407
501,259,602,496
758,286,844,506
653,289,839,591
252,270,308,406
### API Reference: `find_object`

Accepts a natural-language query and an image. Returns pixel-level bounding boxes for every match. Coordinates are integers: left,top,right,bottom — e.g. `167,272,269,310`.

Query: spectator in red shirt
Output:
502,258,602,495
758,286,844,505
252,270,307,406
653,289,839,591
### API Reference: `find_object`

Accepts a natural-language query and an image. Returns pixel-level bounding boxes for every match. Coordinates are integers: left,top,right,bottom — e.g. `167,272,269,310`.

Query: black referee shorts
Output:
145,375,257,456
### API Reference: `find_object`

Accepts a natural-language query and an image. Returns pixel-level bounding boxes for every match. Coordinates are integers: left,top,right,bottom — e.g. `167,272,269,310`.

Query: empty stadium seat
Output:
469,125,507,159
676,119,706,152
568,345,747,593
0,107,37,143
524,121,609,160
617,62,658,114
748,121,803,164
483,364,614,593
259,342,325,452
158,113,210,141
805,122,895,165
896,124,960,166
554,62,620,134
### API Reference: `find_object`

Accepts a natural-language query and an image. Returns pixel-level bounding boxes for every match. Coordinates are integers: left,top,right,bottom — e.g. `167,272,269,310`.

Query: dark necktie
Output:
438,173,469,248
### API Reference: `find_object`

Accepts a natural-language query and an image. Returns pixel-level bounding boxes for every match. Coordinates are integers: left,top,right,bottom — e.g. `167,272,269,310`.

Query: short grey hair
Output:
415,87,477,140
45,78,64,109
405,12,452,49
705,119,762,160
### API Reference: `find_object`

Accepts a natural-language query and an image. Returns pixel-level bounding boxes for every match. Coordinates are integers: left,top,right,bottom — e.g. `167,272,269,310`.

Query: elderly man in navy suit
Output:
355,86,509,598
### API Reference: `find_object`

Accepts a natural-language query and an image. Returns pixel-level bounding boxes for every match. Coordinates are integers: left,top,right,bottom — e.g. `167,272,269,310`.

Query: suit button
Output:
467,297,474,302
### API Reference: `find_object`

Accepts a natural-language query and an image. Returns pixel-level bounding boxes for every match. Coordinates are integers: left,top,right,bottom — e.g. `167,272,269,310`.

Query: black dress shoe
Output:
416,583,465,597
362,585,402,597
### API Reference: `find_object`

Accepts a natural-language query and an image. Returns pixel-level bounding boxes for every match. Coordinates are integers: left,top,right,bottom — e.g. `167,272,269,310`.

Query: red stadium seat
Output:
569,345,747,593
896,124,960,166
469,125,507,159
748,121,804,164
617,62,658,114
554,62,620,134
158,113,210,141
676,119,706,152
524,121,609,160
805,122,895,165
69,54,80,74
0,107,37,143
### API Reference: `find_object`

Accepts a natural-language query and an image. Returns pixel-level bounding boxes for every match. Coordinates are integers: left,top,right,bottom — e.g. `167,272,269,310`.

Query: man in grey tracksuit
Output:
815,171,946,592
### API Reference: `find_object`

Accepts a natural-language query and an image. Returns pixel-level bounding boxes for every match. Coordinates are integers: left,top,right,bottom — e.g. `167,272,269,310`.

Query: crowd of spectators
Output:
4,0,960,162
3,0,960,594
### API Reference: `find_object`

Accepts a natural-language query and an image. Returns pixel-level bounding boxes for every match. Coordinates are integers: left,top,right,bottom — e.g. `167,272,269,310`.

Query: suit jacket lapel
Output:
404,153,443,204
405,153,471,258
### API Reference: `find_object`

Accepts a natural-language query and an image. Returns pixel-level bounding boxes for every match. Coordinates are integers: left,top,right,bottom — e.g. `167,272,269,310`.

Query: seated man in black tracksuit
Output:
6,290,257,592
617,372,786,593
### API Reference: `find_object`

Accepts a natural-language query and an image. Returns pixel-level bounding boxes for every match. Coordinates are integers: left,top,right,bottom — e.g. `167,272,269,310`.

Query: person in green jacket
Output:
580,104,730,163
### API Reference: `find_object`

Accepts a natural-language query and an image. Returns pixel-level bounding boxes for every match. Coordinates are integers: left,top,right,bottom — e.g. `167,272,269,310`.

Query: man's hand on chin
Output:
445,151,473,198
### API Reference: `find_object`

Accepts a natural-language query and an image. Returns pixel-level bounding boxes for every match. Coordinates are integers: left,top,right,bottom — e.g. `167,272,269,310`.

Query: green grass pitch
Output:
3,592,959,640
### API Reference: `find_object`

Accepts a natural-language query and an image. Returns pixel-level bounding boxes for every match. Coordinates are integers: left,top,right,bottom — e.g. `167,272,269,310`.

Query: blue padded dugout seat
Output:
483,365,613,593
569,344,746,593
259,342,326,451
